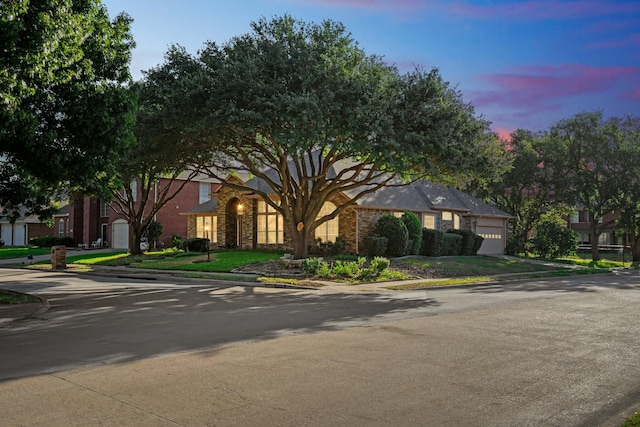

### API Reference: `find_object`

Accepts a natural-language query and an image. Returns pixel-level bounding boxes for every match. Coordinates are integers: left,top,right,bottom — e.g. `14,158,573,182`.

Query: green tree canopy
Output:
545,111,631,260
610,115,640,263
145,15,505,258
475,129,570,255
0,0,135,220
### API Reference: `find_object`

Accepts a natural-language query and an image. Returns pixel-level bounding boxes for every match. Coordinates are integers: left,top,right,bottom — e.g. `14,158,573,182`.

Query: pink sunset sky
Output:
102,0,639,140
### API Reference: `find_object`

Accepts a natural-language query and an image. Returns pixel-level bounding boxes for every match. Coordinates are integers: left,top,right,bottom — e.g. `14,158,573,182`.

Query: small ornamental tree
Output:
374,214,409,257
402,212,423,255
529,220,578,258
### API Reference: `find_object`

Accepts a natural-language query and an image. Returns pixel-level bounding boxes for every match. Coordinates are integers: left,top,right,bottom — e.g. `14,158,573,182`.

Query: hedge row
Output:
29,236,75,248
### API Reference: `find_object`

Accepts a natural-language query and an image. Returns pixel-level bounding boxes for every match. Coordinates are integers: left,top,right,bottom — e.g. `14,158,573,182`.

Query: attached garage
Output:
476,218,506,255
111,219,129,249
0,223,26,246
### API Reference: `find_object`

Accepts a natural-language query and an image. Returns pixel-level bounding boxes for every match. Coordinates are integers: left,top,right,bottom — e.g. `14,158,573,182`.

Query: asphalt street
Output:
1,267,640,426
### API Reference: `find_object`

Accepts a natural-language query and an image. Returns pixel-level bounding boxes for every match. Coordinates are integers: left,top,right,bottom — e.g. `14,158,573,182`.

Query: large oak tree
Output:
147,15,505,258
0,0,135,220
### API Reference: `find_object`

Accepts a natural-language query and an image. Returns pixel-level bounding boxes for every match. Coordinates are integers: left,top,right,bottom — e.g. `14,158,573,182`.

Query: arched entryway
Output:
225,198,244,248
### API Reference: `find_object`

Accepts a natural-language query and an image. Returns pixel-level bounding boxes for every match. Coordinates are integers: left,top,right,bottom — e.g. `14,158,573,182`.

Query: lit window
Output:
197,216,217,243
423,214,436,229
257,200,283,244
442,212,452,221
58,219,65,237
316,202,339,243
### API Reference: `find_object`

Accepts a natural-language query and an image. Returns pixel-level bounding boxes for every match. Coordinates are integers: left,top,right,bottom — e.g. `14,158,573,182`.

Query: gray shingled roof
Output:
183,198,218,214
208,154,509,218
347,180,509,217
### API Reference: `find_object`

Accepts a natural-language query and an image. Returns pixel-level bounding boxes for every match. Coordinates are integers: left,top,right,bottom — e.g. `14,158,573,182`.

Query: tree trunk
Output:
589,221,601,261
292,228,311,259
129,227,144,256
631,234,640,265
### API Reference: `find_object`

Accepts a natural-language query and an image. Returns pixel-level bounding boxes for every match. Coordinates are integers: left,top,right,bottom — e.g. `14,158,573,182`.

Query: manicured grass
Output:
395,255,557,276
622,412,640,427
0,289,40,304
32,250,130,265
555,257,629,269
385,267,608,290
133,250,283,272
0,247,50,259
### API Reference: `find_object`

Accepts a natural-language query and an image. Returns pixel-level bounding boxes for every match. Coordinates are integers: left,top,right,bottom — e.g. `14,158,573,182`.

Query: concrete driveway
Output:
1,267,640,426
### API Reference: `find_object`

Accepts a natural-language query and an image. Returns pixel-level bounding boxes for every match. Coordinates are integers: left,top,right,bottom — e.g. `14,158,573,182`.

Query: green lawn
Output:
0,247,51,259
395,255,559,277
35,248,283,273
132,250,283,272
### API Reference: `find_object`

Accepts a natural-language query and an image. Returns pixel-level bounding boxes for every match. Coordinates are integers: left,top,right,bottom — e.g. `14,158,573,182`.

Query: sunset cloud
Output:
297,0,429,11
471,64,639,115
444,0,640,20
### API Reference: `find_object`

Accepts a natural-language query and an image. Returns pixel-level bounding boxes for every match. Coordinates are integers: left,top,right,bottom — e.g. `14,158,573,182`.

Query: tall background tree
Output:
0,0,135,219
475,129,569,255
545,112,629,260
97,79,202,255
146,15,506,258
611,115,640,263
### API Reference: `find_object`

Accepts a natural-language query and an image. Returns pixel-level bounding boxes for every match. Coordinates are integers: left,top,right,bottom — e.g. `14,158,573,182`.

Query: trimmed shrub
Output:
310,236,348,256
54,237,75,247
401,212,423,255
302,257,326,274
449,229,481,256
368,256,390,274
29,236,57,247
442,233,463,256
183,237,210,252
172,234,182,248
363,236,388,258
421,228,445,256
374,214,409,257
473,234,485,254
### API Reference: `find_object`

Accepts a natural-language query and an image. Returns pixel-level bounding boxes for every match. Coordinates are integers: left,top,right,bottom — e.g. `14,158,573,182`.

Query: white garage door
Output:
476,219,505,255
1,223,26,246
111,220,129,249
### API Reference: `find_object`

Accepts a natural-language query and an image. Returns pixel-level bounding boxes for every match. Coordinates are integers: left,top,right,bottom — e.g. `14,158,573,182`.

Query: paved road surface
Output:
1,267,640,426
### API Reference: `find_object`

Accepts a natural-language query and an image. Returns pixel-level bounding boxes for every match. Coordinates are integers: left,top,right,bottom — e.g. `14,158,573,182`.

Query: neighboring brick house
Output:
63,175,219,249
183,176,510,255
0,208,55,246
567,208,626,249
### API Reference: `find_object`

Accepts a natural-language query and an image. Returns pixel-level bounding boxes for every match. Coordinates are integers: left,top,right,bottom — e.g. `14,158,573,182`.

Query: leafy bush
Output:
183,237,210,252
310,236,348,256
421,228,445,256
304,256,391,281
54,237,75,247
374,214,409,257
302,257,325,274
362,236,388,258
473,234,484,254
402,212,423,255
442,233,463,256
172,234,182,248
146,220,163,249
368,256,390,274
529,220,577,258
449,229,482,256
30,236,57,247
332,258,366,277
